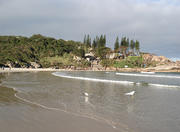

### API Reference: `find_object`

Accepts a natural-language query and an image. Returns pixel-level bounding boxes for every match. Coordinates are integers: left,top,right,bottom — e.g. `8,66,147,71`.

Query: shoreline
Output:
0,67,180,73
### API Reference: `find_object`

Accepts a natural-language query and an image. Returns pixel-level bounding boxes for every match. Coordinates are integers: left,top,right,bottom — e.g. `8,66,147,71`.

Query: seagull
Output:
125,91,135,96
83,92,89,97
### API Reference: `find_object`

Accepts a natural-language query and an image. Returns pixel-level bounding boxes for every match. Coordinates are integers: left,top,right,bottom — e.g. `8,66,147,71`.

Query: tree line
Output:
0,34,85,67
83,34,110,59
83,34,140,57
114,37,140,56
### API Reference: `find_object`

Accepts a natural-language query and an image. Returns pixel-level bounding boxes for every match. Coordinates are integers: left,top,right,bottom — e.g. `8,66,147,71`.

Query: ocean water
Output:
1,71,180,132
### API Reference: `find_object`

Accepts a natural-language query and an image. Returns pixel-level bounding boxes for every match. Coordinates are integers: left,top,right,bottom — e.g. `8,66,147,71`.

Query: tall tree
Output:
103,35,106,47
99,35,104,47
83,35,86,44
120,37,128,57
130,40,135,54
135,40,140,55
92,38,97,49
86,34,91,48
114,37,119,51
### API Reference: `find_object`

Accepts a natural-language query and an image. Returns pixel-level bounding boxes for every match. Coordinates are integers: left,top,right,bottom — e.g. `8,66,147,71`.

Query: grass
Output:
113,56,143,68
40,53,90,68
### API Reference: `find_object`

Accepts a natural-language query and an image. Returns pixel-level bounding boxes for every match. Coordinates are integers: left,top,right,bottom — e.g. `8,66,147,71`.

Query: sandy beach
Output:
1,68,180,132
0,67,180,73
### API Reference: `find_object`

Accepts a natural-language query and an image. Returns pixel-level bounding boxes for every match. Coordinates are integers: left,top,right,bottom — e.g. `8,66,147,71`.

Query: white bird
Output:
84,92,89,97
125,91,135,96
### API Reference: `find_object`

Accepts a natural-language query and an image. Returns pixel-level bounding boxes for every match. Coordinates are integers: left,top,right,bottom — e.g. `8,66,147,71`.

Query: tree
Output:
96,47,111,59
126,38,130,53
114,37,119,51
83,34,91,48
120,37,129,57
135,40,140,55
92,38,97,49
103,35,106,47
99,35,104,47
86,34,91,48
83,35,86,44
130,40,135,54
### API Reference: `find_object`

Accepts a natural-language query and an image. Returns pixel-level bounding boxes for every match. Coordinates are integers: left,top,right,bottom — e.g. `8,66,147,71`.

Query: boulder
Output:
30,62,41,68
143,54,172,66
176,61,180,66
85,52,94,57
73,56,82,61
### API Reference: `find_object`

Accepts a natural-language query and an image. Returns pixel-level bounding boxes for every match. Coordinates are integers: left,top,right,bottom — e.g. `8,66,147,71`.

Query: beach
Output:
0,66,180,73
1,71,180,132
0,72,120,132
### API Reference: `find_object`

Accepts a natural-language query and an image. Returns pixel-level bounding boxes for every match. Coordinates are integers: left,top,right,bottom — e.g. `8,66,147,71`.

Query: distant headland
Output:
0,34,180,72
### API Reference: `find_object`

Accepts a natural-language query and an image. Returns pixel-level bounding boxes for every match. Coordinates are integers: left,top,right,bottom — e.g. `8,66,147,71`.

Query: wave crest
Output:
116,72,180,79
52,72,134,85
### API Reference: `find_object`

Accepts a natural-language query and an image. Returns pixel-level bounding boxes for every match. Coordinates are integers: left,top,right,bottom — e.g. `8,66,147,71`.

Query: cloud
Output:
0,0,180,57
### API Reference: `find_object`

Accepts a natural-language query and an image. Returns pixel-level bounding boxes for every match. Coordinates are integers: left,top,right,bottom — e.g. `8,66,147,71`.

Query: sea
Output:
1,71,180,132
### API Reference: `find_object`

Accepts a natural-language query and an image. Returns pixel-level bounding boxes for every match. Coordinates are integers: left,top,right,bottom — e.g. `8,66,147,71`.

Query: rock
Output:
85,52,95,57
30,62,41,68
6,62,13,68
143,54,172,66
73,56,82,61
106,53,123,59
85,52,96,61
106,53,117,59
176,61,180,66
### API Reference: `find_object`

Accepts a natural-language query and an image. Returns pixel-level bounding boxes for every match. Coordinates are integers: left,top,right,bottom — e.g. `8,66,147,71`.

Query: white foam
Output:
52,72,134,85
141,71,155,74
148,83,180,88
116,72,180,79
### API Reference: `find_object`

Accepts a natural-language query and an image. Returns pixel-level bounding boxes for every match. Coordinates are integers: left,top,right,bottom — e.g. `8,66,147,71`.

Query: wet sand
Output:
0,75,122,132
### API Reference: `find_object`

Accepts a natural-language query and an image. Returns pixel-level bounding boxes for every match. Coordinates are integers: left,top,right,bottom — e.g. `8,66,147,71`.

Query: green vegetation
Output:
40,53,90,68
84,34,108,58
114,37,120,51
0,34,85,67
100,59,114,68
114,56,143,68
0,34,143,69
113,36,140,57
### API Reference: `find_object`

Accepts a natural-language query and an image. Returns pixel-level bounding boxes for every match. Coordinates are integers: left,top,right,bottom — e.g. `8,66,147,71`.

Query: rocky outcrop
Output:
30,62,41,68
85,52,96,61
73,56,82,61
176,61,180,66
143,54,172,66
106,53,123,59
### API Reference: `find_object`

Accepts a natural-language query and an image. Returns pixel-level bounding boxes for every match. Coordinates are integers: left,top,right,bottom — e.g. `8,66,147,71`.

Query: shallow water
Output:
1,71,180,132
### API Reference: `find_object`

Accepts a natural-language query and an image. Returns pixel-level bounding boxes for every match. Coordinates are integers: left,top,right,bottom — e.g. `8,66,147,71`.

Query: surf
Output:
52,72,180,88
116,72,180,79
52,72,134,85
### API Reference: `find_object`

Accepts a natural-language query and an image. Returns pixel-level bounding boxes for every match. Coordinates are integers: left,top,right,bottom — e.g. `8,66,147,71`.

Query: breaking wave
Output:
52,72,134,85
52,72,180,88
116,72,180,79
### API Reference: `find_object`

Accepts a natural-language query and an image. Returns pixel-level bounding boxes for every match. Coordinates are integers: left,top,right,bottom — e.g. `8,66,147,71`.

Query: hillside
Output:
0,34,86,68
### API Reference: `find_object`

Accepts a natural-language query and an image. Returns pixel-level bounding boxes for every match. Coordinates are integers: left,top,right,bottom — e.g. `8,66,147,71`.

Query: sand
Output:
0,66,180,73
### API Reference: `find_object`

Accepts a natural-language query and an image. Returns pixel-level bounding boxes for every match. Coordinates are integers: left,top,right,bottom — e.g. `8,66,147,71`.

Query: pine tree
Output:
126,38,130,53
92,38,97,49
130,40,135,54
135,40,140,55
114,37,119,51
103,35,106,47
83,35,86,44
86,34,91,48
99,35,104,47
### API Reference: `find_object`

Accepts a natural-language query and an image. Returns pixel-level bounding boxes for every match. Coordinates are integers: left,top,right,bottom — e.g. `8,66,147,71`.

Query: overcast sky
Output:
0,0,180,59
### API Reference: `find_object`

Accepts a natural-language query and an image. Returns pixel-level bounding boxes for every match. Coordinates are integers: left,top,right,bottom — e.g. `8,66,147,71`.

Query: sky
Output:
0,0,180,60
